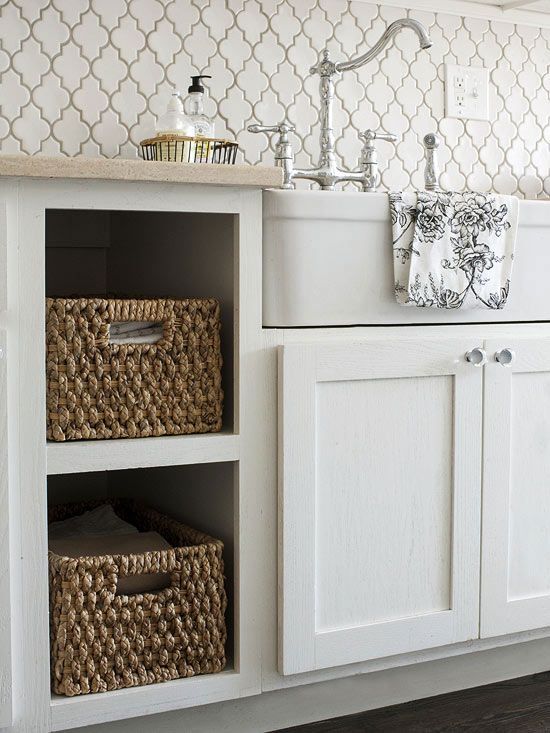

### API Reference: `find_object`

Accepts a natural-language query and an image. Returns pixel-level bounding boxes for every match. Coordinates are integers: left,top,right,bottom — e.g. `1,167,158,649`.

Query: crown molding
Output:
357,0,550,28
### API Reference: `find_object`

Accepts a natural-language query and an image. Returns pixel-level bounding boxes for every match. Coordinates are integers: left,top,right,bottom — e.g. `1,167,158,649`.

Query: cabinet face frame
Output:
0,329,12,727
481,337,550,638
7,179,263,732
278,339,483,675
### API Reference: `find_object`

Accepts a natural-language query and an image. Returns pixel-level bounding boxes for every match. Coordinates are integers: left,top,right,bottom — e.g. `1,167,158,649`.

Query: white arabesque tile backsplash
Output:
1,0,549,197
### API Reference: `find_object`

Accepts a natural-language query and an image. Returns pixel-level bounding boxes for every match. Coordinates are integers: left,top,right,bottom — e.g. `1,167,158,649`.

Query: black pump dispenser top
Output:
188,75,211,93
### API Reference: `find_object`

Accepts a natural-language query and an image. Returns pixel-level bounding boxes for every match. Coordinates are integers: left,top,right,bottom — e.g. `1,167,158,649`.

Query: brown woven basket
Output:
48,499,227,696
46,298,223,441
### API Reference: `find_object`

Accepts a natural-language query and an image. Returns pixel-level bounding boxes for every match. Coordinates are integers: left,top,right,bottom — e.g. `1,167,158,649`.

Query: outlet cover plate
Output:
445,64,489,121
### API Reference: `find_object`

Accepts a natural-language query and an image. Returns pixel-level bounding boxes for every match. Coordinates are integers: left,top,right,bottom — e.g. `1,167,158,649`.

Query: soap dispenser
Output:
156,89,194,136
184,75,215,137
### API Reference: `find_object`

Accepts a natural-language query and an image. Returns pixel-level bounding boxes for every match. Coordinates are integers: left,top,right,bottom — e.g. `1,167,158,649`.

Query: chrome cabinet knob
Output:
465,347,487,366
495,348,515,366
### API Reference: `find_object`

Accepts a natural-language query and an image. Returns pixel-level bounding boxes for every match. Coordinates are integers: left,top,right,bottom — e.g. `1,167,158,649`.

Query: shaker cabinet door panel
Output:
279,339,483,675
481,338,550,638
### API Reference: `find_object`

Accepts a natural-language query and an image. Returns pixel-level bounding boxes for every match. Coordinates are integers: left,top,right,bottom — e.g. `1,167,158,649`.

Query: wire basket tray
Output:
140,134,239,165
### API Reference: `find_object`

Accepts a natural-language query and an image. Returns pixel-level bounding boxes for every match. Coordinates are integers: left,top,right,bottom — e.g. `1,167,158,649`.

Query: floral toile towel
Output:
389,191,519,309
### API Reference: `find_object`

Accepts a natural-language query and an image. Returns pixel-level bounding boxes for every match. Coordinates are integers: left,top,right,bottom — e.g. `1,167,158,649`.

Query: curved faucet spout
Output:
335,18,432,73
262,17,433,190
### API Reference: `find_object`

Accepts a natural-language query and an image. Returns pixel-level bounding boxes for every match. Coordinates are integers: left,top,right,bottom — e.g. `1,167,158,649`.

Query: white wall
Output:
1,0,549,197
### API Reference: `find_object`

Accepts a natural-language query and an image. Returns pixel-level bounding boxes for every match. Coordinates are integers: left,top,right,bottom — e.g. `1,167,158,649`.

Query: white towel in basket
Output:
389,190,519,309
48,504,138,540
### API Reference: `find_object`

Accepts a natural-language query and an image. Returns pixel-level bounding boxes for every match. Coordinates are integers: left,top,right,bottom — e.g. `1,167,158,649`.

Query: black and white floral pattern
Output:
389,191,519,309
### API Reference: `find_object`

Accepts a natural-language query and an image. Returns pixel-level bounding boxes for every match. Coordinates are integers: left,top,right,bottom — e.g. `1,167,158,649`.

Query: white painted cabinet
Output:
280,334,550,674
278,339,483,674
0,330,12,728
481,338,550,638
0,177,265,733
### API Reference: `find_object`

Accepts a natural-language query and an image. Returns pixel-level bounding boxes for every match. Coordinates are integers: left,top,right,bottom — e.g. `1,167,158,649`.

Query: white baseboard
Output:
62,636,550,733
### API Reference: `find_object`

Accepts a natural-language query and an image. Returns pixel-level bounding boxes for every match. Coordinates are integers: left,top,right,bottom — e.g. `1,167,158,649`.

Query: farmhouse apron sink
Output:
262,190,550,327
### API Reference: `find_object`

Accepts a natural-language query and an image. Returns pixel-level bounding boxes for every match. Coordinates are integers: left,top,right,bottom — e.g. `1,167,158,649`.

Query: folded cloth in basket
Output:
49,531,172,595
48,503,139,540
389,190,519,309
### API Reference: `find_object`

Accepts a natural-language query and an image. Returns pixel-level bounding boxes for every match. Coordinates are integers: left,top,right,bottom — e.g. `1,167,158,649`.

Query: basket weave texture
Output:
49,499,227,697
46,298,223,441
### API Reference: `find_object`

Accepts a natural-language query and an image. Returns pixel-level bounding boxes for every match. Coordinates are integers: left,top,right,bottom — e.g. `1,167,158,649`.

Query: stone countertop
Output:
0,154,283,188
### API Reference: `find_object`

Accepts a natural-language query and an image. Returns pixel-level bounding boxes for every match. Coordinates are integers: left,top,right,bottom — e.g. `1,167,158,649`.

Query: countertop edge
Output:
0,155,283,188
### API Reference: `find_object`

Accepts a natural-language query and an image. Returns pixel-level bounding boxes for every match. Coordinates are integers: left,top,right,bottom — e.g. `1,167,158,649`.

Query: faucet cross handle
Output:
359,129,398,193
247,121,296,189
248,122,295,137
359,129,398,146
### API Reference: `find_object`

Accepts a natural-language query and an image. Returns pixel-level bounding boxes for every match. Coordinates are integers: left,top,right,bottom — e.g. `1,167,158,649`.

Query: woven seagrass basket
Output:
46,298,223,441
48,499,227,697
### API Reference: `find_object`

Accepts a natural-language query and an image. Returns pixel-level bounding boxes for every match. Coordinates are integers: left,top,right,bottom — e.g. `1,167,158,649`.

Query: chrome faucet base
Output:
291,167,374,191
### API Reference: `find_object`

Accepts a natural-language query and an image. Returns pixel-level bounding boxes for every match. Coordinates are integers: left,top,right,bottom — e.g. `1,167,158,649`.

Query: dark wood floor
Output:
275,671,550,732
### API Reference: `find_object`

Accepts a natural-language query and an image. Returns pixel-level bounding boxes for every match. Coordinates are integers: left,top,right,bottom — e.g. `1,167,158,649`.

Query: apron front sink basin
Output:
262,190,550,327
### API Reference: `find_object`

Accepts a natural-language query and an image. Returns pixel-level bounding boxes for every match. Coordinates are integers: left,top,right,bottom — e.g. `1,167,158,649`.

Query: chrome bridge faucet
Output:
248,18,432,191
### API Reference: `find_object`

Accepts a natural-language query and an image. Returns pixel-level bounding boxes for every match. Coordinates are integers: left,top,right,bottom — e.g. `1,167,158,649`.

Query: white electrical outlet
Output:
445,64,489,121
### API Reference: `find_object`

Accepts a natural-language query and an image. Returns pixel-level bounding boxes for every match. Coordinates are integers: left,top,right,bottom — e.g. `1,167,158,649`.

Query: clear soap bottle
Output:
156,89,194,136
183,75,215,137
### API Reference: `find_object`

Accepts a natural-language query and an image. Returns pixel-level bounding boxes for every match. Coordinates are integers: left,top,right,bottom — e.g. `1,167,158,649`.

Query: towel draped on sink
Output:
389,190,519,309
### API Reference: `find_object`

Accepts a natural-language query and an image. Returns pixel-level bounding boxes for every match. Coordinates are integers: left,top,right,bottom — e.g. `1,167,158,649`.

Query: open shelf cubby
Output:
42,201,246,730
45,208,238,463
47,460,238,729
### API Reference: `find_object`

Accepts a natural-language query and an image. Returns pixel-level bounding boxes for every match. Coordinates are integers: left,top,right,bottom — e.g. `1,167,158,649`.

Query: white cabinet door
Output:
0,330,11,727
279,339,483,675
481,338,550,637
